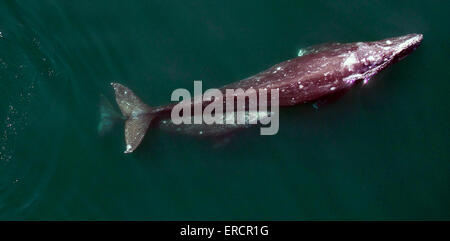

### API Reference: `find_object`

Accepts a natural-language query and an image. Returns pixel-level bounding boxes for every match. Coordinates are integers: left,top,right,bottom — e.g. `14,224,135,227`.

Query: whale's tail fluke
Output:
111,83,155,153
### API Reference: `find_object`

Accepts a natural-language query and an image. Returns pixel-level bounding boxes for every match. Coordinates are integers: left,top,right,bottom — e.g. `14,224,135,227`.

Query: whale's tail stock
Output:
104,83,155,153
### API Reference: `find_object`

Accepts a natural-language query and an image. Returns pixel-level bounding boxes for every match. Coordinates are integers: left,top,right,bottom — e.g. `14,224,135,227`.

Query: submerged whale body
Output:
102,34,423,153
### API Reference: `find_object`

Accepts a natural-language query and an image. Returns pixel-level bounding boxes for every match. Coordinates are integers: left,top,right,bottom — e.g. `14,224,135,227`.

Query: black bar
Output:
0,221,447,240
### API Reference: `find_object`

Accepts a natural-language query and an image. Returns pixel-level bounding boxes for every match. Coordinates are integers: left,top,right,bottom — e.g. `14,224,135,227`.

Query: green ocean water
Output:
0,0,448,220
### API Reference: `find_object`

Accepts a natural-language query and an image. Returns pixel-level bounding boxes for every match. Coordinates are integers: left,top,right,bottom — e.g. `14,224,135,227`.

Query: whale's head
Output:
341,33,423,84
368,33,423,63
391,34,423,59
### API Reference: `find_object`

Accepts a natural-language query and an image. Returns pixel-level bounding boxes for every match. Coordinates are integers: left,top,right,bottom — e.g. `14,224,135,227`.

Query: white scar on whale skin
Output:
342,52,358,71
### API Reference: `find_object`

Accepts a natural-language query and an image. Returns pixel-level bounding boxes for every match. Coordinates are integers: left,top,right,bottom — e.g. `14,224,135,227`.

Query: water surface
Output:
0,0,448,220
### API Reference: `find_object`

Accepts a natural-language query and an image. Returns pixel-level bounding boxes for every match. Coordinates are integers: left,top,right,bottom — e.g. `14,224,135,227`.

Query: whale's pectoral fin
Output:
312,87,353,109
111,82,154,153
298,42,341,57
212,135,234,149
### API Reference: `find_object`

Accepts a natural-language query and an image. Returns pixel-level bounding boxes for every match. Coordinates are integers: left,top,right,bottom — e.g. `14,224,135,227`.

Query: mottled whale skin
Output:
109,34,423,153
221,33,423,106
